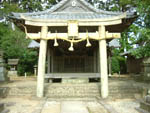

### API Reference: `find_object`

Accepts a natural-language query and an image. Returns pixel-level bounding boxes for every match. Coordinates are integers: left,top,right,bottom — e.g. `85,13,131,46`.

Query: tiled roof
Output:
27,13,120,20
10,0,136,20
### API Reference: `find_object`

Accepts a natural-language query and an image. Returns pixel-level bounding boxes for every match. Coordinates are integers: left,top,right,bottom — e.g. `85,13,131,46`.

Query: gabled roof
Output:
108,39,120,48
28,40,40,48
10,0,136,21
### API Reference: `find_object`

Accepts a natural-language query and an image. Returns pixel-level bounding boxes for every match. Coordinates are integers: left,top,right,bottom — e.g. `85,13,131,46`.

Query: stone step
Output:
1,83,143,99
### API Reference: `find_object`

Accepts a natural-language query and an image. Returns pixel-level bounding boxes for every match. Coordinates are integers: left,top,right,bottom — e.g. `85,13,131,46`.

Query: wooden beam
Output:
25,19,122,26
26,32,121,41
106,32,121,38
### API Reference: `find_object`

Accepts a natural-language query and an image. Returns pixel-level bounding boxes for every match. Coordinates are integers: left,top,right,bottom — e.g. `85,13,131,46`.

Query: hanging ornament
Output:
54,38,59,47
86,38,91,47
68,42,74,51
86,29,91,47
54,31,59,47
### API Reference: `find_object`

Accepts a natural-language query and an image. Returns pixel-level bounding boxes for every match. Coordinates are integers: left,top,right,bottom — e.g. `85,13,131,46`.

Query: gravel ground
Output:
107,99,140,113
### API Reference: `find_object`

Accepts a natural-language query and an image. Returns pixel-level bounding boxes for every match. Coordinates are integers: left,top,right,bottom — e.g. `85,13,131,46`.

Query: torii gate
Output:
10,0,137,98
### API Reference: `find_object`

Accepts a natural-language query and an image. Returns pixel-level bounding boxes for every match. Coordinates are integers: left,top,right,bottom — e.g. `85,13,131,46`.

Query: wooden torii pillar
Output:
37,26,48,97
99,25,108,98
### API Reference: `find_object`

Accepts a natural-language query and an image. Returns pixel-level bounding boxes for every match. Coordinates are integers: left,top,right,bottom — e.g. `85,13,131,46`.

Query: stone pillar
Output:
37,26,48,98
99,26,108,98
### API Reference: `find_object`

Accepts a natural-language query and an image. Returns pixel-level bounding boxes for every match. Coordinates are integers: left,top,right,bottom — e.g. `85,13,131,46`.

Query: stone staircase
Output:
44,83,142,99
0,82,143,99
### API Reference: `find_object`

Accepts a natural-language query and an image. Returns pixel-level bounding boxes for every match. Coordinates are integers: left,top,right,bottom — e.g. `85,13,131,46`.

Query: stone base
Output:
62,78,89,84
140,101,150,112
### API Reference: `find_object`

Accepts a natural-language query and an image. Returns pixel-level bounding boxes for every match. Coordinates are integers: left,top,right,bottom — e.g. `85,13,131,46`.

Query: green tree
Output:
0,1,39,75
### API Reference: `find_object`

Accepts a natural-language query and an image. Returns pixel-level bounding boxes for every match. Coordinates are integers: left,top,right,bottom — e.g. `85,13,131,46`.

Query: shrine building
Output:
9,0,137,98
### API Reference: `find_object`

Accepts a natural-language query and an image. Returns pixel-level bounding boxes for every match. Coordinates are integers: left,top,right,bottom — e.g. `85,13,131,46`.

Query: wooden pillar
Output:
108,55,112,77
99,26,108,98
37,26,48,98
51,49,54,73
97,48,100,73
47,47,51,73
94,49,97,73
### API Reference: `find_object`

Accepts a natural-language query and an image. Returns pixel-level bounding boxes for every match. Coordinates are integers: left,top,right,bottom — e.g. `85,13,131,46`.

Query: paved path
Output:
41,101,60,113
60,101,89,113
1,97,140,113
